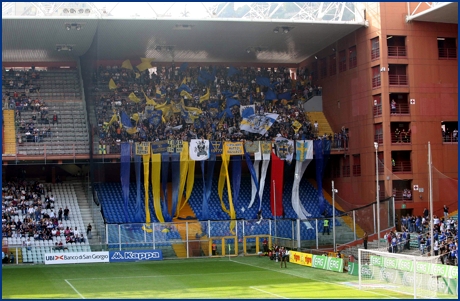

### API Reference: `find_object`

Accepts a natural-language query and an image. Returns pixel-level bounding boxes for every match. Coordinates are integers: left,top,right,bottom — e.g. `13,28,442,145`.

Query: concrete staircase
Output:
3,110,17,154
306,111,334,136
72,182,103,249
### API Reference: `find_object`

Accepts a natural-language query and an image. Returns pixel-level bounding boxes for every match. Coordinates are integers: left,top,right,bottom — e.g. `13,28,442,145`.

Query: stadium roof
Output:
2,2,368,64
405,2,458,24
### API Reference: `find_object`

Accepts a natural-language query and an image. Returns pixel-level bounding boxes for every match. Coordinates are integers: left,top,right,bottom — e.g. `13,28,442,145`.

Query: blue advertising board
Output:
109,250,163,262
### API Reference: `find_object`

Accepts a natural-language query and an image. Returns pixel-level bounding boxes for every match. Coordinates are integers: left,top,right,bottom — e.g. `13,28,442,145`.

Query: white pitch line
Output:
250,286,289,299
64,279,85,299
230,259,397,299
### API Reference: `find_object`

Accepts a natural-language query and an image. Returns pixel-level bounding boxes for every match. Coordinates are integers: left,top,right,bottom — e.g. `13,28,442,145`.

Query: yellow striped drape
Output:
142,154,151,223
151,153,164,223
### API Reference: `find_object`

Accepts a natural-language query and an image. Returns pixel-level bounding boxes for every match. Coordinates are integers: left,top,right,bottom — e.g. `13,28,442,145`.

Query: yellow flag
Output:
292,120,302,134
140,57,155,63
109,78,117,90
135,72,140,79
128,92,141,103
181,77,187,85
136,61,152,72
126,127,138,135
143,154,151,224
121,59,133,70
132,113,139,122
180,90,193,99
199,88,210,103
143,91,157,106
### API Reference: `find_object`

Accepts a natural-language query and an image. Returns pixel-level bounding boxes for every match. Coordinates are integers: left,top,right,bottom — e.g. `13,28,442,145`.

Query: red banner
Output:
270,152,284,217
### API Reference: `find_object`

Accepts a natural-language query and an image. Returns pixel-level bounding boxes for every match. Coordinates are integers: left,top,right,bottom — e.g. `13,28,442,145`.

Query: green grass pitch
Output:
1,256,453,299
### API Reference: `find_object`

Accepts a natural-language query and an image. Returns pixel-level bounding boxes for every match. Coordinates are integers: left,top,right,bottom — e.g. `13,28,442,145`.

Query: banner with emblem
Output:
224,142,244,155
292,140,314,230
168,140,183,153
240,113,278,135
148,110,163,127
189,139,210,161
151,141,169,154
210,141,223,156
274,137,295,164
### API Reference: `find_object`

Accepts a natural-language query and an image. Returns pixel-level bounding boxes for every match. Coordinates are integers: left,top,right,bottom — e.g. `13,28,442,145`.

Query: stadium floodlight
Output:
358,249,444,299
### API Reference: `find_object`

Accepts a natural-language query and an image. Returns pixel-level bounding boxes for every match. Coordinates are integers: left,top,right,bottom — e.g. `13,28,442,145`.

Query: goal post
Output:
358,249,457,299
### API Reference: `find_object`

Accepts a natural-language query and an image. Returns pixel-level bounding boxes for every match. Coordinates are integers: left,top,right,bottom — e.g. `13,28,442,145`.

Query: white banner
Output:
189,139,210,161
291,160,314,229
44,252,109,265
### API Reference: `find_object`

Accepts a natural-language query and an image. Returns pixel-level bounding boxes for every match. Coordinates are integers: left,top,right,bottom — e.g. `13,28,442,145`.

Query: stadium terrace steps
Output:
305,111,334,137
3,110,17,154
308,178,365,241
171,243,187,258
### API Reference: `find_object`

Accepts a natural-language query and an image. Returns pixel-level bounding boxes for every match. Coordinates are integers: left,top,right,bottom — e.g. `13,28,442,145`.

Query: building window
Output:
441,121,458,143
349,45,357,69
374,123,383,145
320,58,327,79
388,64,408,86
342,156,350,177
438,37,457,59
329,54,336,76
371,37,380,60
387,36,407,58
352,154,361,176
372,66,381,88
338,50,347,73
373,94,382,117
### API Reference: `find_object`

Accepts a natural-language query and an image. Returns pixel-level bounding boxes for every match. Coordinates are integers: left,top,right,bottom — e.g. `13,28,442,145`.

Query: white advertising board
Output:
44,252,110,265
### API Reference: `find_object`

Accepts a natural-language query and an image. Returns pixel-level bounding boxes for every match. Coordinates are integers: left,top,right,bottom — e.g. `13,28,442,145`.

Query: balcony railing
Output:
438,48,457,59
442,133,458,143
392,189,413,202
352,165,361,176
342,166,350,177
371,48,380,60
331,167,340,178
373,104,382,117
392,161,412,173
390,103,410,115
388,46,407,58
372,76,381,88
391,132,411,144
389,75,408,86
378,162,384,174
374,134,383,144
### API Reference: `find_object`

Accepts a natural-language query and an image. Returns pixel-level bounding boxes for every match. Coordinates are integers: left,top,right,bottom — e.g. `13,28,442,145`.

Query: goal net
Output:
358,249,457,298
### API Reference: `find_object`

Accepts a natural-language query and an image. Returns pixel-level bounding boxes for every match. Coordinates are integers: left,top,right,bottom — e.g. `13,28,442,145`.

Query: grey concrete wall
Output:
302,96,323,112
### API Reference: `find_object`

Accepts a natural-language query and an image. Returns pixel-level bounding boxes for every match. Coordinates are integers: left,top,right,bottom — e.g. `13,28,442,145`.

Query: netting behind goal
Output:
358,249,457,299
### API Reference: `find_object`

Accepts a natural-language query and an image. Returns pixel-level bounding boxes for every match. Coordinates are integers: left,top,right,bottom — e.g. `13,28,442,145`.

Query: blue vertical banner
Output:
231,156,242,217
134,155,143,222
170,153,181,218
200,154,216,220
314,140,326,216
120,143,131,223
161,152,172,222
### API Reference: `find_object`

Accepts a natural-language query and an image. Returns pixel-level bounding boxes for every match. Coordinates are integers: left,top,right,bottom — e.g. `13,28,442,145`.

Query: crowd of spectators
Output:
386,209,457,266
92,64,349,154
1,179,84,250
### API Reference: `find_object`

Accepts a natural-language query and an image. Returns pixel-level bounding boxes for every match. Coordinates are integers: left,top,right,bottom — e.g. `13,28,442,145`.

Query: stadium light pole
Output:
374,142,380,249
332,181,338,252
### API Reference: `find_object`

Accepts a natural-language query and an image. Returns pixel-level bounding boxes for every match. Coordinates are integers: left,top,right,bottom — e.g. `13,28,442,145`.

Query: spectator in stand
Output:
443,205,449,219
63,207,69,221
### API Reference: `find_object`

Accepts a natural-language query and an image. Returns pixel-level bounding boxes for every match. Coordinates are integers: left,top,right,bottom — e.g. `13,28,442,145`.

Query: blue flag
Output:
179,62,188,72
278,91,292,100
265,89,277,100
226,98,240,108
177,84,192,93
120,111,132,128
256,77,270,87
228,66,239,77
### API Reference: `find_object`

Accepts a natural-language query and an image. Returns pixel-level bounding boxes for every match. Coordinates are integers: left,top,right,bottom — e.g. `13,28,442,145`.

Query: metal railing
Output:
438,48,457,59
352,165,361,177
388,46,407,58
374,134,383,144
390,103,410,115
389,74,408,86
371,48,380,60
442,134,458,143
391,133,411,144
373,104,382,117
392,161,412,173
372,76,381,88
392,190,413,202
